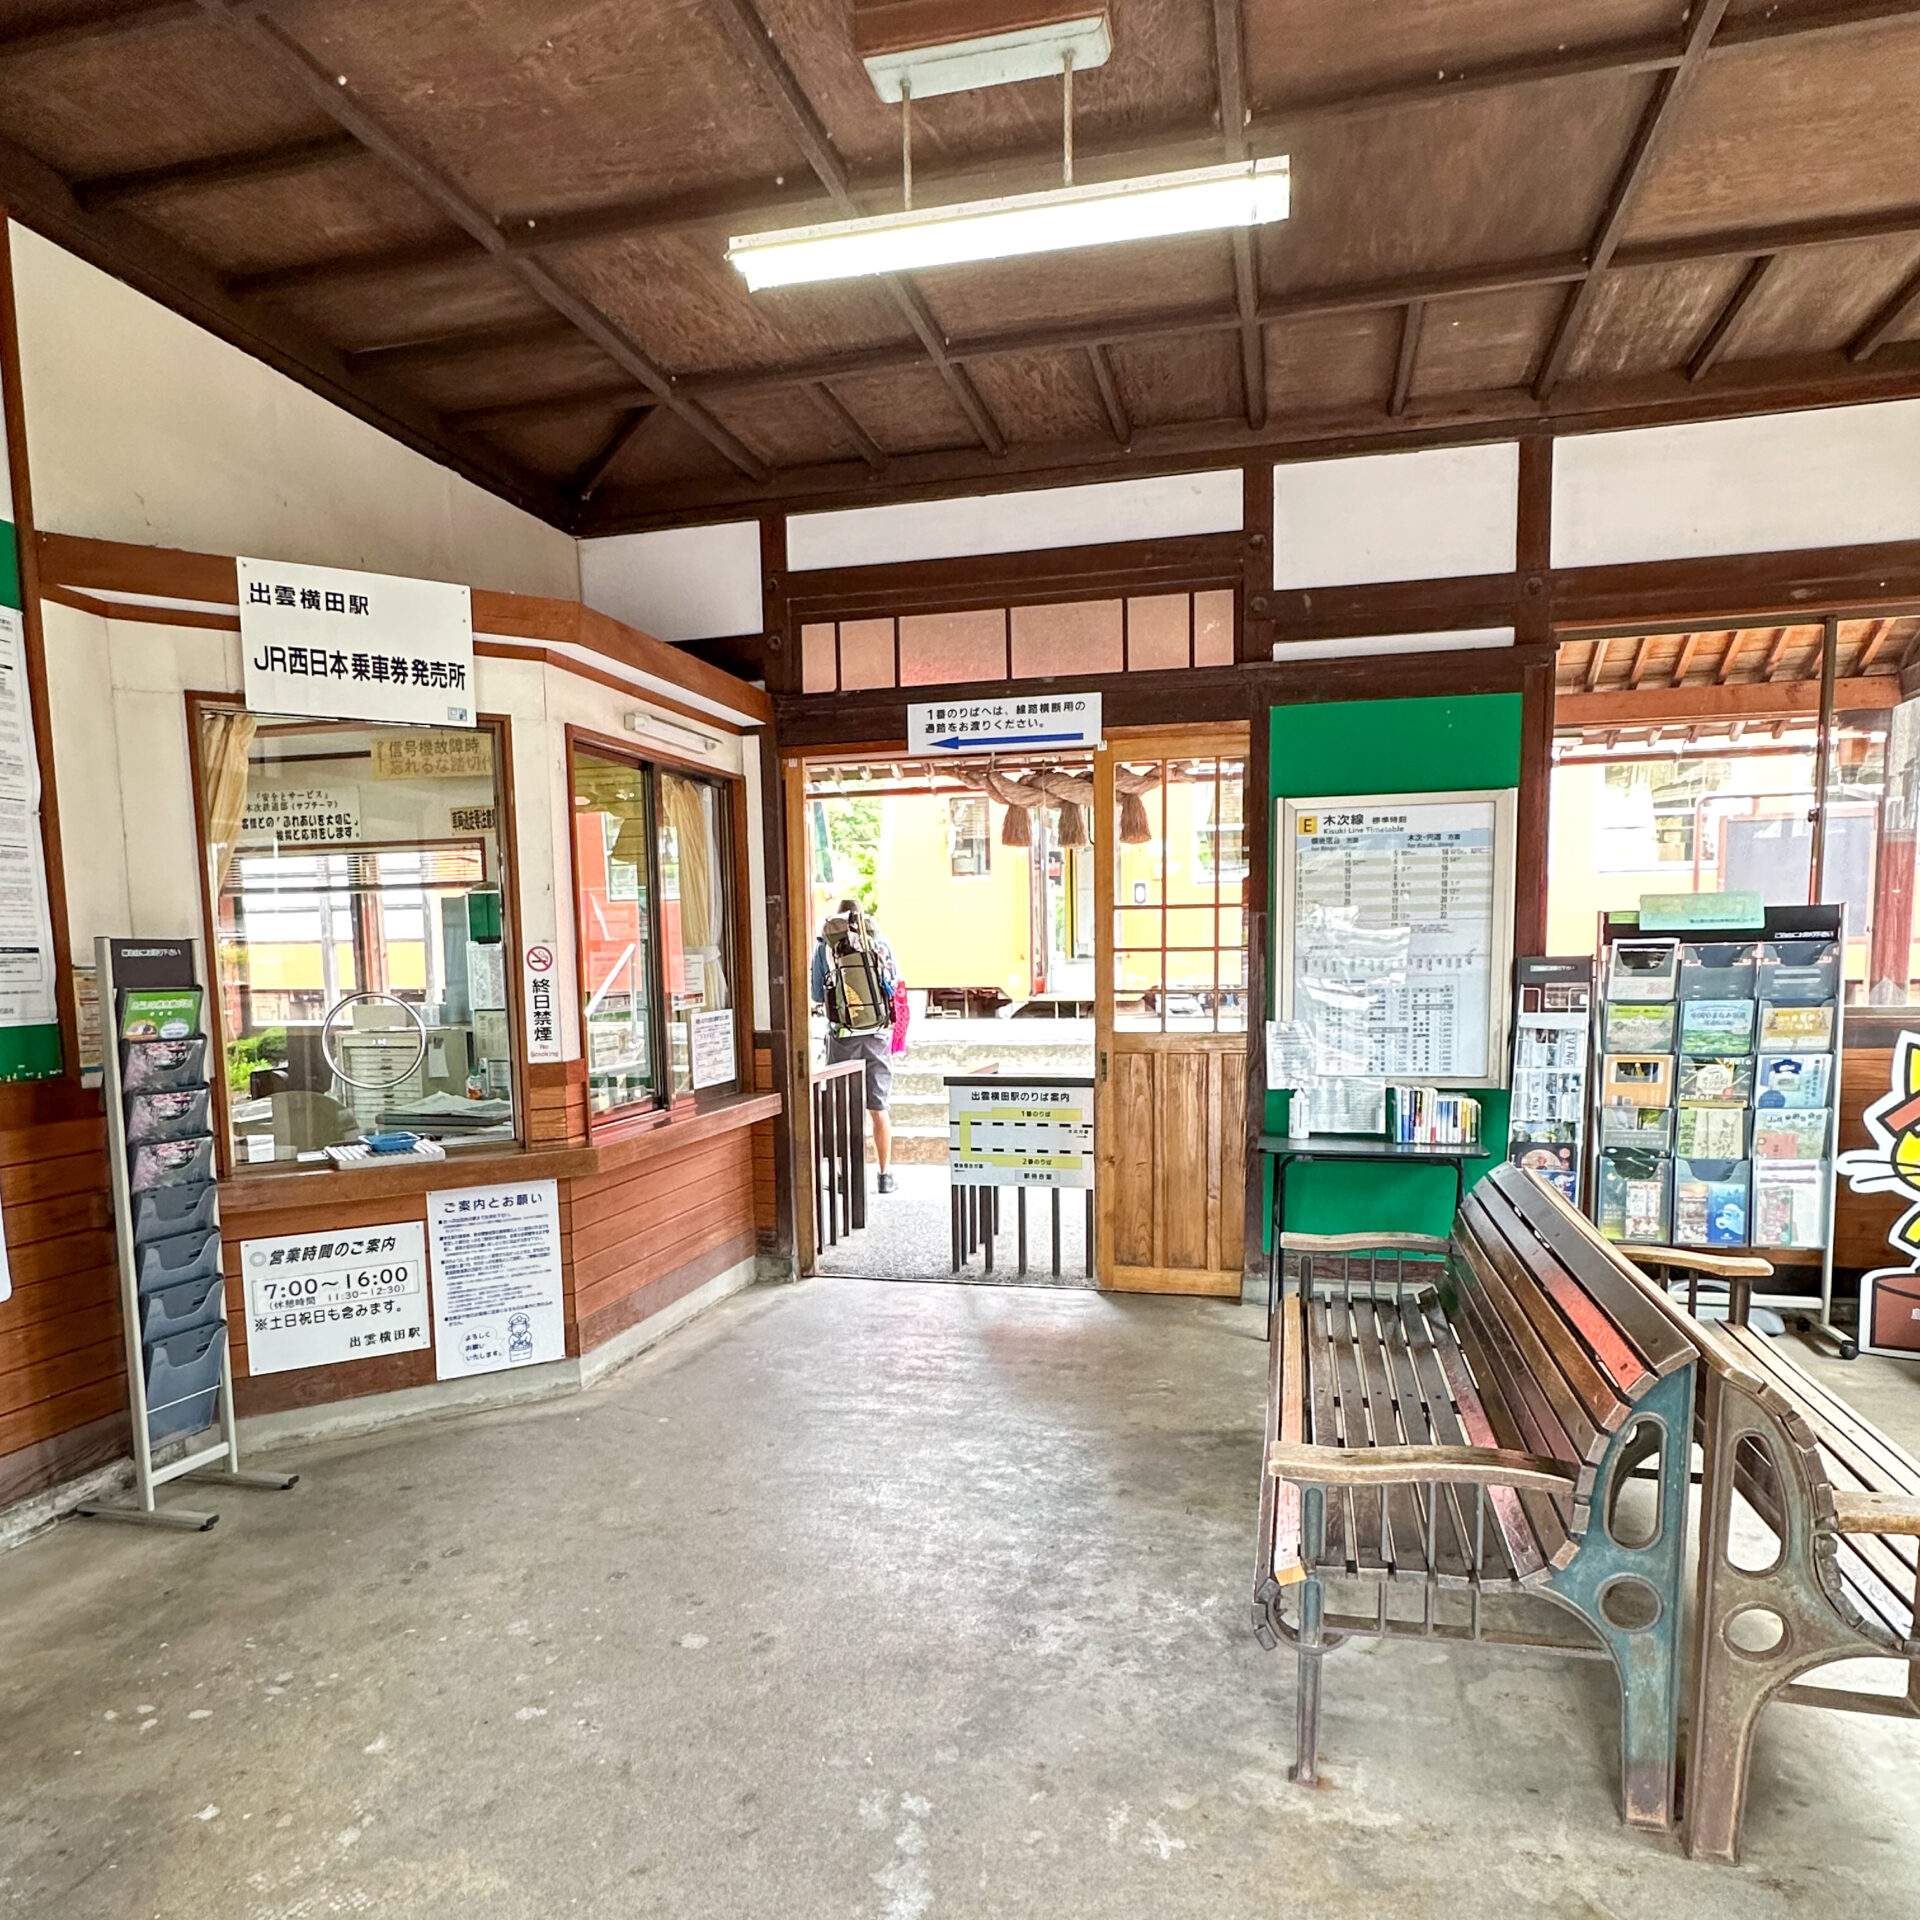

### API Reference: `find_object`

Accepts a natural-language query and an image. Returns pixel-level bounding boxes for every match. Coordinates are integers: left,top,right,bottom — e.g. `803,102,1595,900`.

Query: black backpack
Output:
821,913,890,1035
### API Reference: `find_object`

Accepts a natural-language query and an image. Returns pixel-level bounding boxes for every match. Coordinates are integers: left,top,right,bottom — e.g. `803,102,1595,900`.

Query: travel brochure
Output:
1754,1053,1831,1110
1676,1056,1752,1107
1675,1105,1744,1159
1674,1168,1749,1247
1759,1002,1834,1049
118,987,202,1042
1677,998,1755,1057
1604,1002,1675,1052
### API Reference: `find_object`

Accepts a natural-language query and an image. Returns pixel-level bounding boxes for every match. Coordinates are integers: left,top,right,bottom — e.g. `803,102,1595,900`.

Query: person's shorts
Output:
827,1029,892,1111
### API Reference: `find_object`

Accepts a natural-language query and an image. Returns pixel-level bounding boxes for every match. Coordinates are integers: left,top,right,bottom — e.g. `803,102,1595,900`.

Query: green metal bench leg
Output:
1547,1363,1694,1831
1291,1485,1326,1786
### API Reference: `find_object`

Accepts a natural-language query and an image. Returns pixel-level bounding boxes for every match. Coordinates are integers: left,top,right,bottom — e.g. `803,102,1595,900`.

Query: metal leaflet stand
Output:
77,935,298,1530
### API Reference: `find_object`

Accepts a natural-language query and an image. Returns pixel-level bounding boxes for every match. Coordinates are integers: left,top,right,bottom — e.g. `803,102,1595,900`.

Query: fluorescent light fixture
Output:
861,16,1112,103
728,156,1289,291
625,711,722,756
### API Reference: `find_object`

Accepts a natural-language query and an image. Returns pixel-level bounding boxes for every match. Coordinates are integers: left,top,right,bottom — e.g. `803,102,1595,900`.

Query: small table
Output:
1256,1132,1482,1331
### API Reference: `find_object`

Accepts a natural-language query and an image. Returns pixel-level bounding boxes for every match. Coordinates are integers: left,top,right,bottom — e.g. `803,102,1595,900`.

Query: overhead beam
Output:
1716,629,1744,683
1671,631,1704,684
574,407,659,505
1087,345,1131,447
1534,0,1733,402
343,315,576,372
1211,0,1265,430
0,123,564,520
73,131,360,209
444,383,650,433
200,1,768,480
1389,301,1426,416
1688,254,1779,380
1585,638,1610,691
1850,258,1920,361
0,1,198,58
1855,616,1896,669
1557,676,1898,728
804,382,888,471
701,0,1006,458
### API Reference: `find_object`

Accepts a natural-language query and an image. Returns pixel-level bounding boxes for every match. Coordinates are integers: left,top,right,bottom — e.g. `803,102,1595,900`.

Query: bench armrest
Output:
1278,1232,1451,1256
1832,1490,1920,1538
1627,1245,1775,1281
1268,1441,1576,1498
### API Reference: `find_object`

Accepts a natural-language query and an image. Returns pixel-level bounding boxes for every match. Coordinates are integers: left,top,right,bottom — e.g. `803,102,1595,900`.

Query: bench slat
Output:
1350,1293,1428,1575
1403,1294,1547,1583
1379,1293,1475,1581
1498,1168,1698,1377
1395,1292,1505,1583
1462,1191,1635,1447
1305,1296,1357,1577
1470,1182,1655,1400
1271,1290,1306,1585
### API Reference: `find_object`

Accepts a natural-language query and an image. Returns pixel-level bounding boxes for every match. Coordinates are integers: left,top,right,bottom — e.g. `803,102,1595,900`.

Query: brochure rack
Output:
1588,904,1847,1348
77,936,297,1530
1505,957,1594,1206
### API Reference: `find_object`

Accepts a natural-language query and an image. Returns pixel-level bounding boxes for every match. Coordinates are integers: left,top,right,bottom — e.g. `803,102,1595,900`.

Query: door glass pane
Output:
658,771,736,1097
574,749,655,1117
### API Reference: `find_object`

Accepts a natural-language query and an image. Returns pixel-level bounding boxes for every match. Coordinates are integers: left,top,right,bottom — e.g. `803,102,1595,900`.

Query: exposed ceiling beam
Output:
701,0,1006,458
73,131,360,210
444,383,650,433
574,407,659,505
1534,0,1733,402
1211,0,1265,430
200,0,768,480
0,1,198,58
1763,624,1795,676
1716,629,1744,682
1389,301,1426,417
1855,616,1895,669
343,315,576,373
1586,638,1610,691
1687,254,1779,381
1557,675,1898,728
1849,258,1920,361
1087,346,1131,448
804,382,888,471
1671,630,1703,684
1628,635,1655,687
0,123,564,520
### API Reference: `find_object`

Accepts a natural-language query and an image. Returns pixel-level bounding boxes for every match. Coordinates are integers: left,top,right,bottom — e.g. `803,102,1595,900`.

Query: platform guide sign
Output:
947,1080,1093,1188
908,692,1101,755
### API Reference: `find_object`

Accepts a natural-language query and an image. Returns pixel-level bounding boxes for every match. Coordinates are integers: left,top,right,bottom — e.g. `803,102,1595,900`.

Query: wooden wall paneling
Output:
1515,653,1556,955
779,746,814,1276
1239,461,1274,663
1110,1051,1157,1270
1241,696,1270,1291
1837,1046,1902,1272
1217,1045,1247,1280
1162,1051,1210,1271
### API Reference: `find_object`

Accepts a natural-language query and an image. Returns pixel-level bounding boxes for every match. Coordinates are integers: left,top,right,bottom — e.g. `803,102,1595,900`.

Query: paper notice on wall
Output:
241,1223,431,1375
0,609,57,1031
689,1007,737,1089
427,1179,565,1380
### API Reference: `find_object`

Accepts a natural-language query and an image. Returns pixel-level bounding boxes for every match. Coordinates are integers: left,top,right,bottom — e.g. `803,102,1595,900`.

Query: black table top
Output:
1255,1132,1486,1161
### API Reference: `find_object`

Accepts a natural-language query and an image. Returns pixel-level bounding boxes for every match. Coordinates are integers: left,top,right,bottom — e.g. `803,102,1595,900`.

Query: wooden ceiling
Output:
5,1,1920,533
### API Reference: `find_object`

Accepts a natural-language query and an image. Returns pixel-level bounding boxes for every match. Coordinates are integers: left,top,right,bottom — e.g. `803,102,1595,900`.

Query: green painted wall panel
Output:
0,515,18,610
1265,691,1522,1237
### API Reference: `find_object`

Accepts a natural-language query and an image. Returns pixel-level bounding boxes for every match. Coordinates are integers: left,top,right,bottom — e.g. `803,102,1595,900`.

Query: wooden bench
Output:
1253,1160,1700,1830
1628,1242,1920,1863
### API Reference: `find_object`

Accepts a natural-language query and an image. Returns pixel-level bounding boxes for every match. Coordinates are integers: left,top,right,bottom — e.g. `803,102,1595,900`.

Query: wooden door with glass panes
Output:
1094,726,1249,1294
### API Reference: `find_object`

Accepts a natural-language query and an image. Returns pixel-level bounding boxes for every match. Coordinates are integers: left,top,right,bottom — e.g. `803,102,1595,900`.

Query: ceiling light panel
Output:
729,157,1290,292
861,16,1112,102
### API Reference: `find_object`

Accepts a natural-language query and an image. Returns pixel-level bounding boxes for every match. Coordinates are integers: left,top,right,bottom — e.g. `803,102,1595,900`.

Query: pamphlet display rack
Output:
1505,956,1594,1206
77,936,298,1530
1588,904,1847,1348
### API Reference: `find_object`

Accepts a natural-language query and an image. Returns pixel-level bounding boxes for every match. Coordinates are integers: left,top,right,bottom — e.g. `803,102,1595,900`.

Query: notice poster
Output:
1282,793,1513,1085
427,1178,565,1380
238,784,360,846
689,1007,737,1090
0,608,59,1056
241,1223,430,1375
947,1080,1093,1188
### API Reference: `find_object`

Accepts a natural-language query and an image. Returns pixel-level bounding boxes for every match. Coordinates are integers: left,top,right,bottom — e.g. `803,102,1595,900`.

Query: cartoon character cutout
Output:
1836,1029,1920,1275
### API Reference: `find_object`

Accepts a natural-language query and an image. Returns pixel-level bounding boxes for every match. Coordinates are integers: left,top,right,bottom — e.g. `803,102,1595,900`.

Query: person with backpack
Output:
811,898,903,1193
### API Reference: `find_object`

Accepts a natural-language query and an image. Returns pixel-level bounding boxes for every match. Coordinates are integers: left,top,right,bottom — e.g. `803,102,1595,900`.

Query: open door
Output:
1094,726,1249,1294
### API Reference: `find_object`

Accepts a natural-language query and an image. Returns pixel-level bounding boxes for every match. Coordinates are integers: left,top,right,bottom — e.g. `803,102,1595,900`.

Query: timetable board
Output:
1278,791,1517,1086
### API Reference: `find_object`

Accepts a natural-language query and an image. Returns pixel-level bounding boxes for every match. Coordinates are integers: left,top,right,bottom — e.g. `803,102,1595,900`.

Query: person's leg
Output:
867,1041,894,1189
871,1108,893,1174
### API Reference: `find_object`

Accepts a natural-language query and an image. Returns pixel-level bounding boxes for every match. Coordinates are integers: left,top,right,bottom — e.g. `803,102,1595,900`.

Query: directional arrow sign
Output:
907,692,1101,757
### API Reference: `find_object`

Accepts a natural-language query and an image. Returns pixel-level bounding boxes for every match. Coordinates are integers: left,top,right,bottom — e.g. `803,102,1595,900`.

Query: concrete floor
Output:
1,1277,1916,1920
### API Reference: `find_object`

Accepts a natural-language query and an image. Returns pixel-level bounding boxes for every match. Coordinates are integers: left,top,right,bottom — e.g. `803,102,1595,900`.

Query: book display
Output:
76,937,298,1530
1588,905,1844,1322
1505,957,1593,1202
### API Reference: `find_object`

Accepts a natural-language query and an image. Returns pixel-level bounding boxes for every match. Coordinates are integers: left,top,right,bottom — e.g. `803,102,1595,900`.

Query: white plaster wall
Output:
1273,444,1520,589
579,522,764,644
40,618,767,1063
787,469,1245,570
1552,399,1920,568
8,222,579,600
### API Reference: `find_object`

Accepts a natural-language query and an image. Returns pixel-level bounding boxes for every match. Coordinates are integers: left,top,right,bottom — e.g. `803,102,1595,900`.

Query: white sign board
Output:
523,944,561,1062
0,607,58,1033
947,1079,1094,1187
907,691,1101,756
240,1222,430,1375
239,784,360,846
428,1178,566,1380
690,1007,737,1090
239,556,475,728
1280,791,1517,1094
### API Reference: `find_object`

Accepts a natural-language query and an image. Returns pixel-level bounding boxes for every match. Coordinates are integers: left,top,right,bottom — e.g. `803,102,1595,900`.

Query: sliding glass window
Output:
572,742,739,1123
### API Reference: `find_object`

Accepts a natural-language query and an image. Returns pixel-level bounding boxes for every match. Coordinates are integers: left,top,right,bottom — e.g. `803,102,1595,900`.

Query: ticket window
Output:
194,706,519,1166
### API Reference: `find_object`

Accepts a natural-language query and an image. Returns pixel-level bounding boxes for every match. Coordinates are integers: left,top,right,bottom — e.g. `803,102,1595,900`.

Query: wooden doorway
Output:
1094,725,1250,1295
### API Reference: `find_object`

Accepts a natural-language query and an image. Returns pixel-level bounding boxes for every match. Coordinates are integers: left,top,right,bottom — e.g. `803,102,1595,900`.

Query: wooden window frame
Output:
185,692,527,1180
565,723,750,1139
